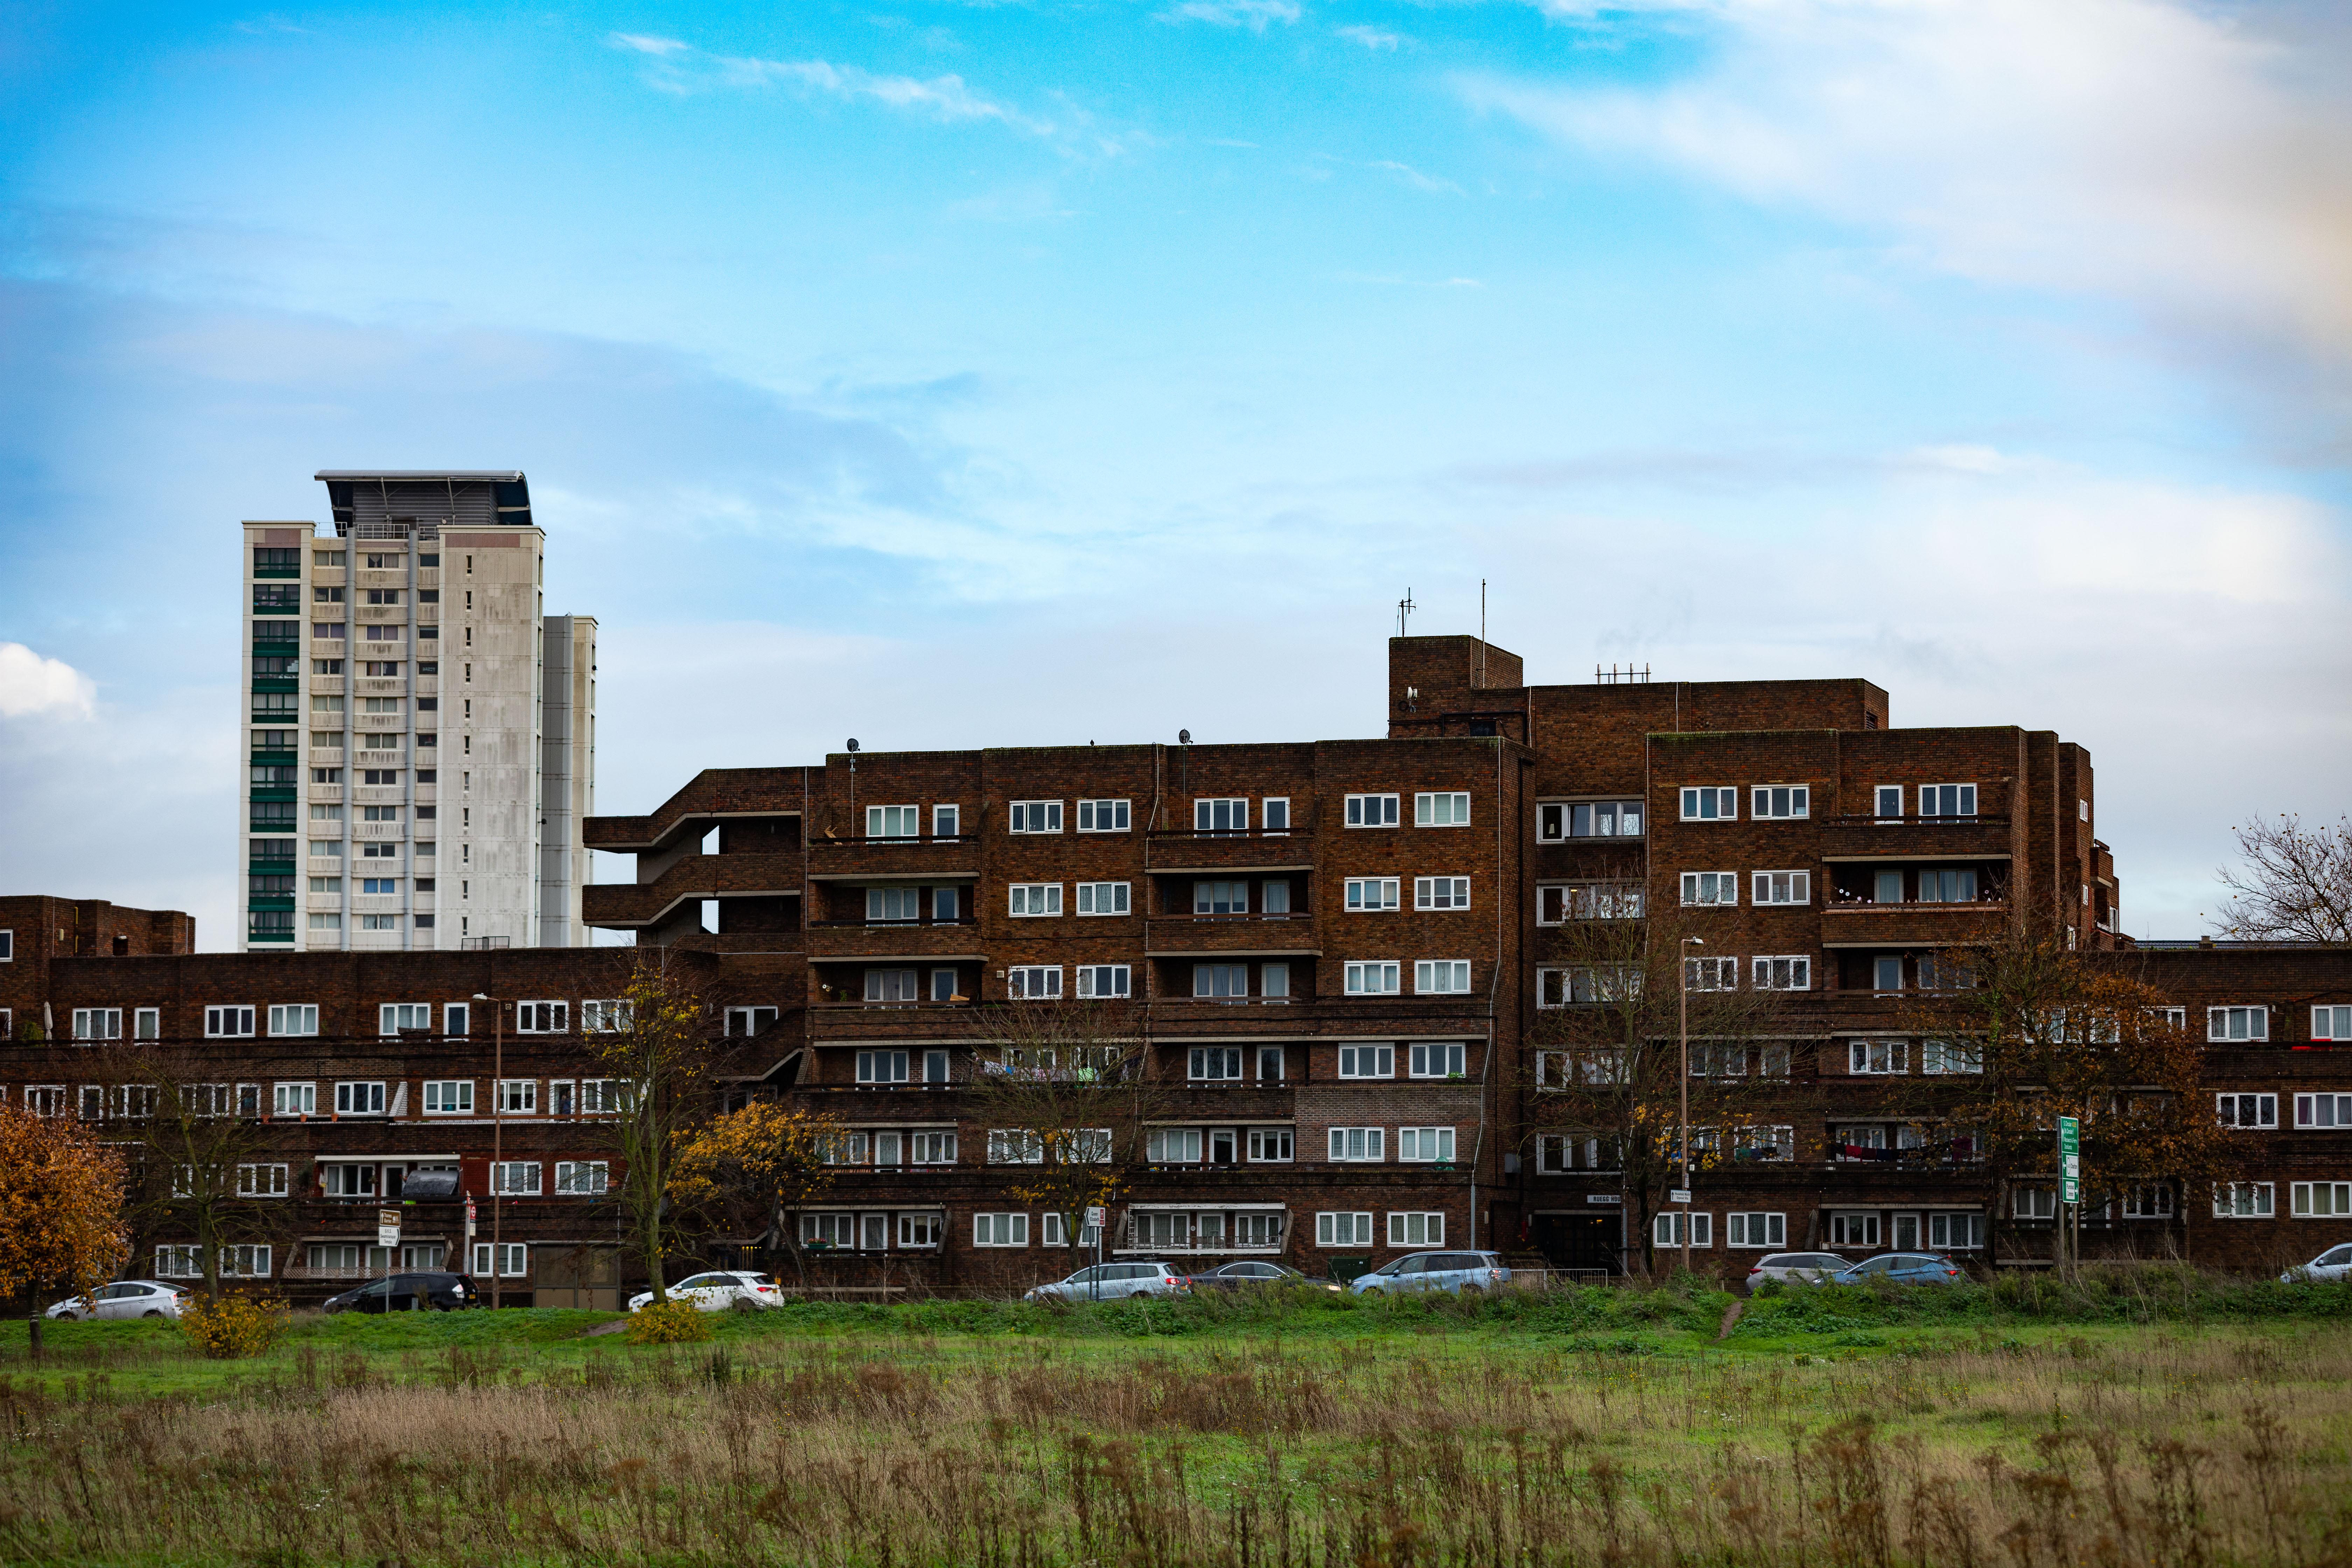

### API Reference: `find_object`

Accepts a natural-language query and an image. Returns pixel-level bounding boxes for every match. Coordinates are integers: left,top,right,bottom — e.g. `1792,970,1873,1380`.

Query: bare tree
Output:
2218,814,2352,944
1525,901,1795,1276
967,1000,1174,1267
101,1044,284,1302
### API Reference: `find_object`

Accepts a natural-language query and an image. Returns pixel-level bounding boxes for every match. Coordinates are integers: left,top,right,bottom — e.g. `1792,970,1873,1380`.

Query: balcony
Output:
581,852,807,930
356,750,405,769
311,639,349,660
1818,816,2013,862
355,677,405,696
309,748,346,768
354,786,405,806
1819,903,2008,948
806,835,979,882
1144,916,1320,956
808,922,983,960
1146,830,1315,875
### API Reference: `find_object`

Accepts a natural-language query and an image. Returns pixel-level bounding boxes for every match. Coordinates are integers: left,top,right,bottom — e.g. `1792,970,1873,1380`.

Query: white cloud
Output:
0,643,95,720
1335,24,1403,49
1366,159,1464,196
1159,0,1302,33
609,33,691,56
608,34,1054,133
1459,0,2352,365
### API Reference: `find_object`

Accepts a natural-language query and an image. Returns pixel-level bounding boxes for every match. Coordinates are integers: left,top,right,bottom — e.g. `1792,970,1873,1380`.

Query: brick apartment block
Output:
5,636,2348,1300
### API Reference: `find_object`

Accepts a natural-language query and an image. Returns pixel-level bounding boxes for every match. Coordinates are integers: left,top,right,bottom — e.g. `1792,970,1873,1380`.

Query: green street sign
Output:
2058,1116,2081,1203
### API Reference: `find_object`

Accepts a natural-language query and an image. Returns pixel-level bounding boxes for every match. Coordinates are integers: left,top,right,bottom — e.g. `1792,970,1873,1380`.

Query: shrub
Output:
625,1300,714,1344
178,1296,288,1360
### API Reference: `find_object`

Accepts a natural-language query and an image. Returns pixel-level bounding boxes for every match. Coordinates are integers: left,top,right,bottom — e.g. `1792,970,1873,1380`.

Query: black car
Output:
1181,1261,1337,1293
322,1272,477,1313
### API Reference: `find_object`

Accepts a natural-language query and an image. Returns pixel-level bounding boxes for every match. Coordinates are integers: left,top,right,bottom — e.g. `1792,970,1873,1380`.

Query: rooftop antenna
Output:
1396,587,1415,638
1478,578,1487,685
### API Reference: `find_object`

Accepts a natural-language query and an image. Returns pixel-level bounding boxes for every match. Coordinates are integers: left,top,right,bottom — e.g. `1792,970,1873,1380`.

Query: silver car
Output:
1745,1252,1851,1288
2282,1244,2352,1283
1026,1262,1188,1302
626,1270,782,1313
46,1280,187,1321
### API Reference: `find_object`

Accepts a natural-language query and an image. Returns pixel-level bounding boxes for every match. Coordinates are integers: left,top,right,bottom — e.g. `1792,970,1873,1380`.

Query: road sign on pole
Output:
378,1208,402,1248
2057,1116,2081,1204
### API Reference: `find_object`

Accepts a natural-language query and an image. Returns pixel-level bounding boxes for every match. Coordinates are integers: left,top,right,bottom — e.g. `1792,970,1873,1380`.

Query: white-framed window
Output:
0,930,9,961
205,1006,256,1038
1409,1042,1466,1078
1040,1212,1102,1248
1345,878,1400,912
901,1213,945,1247
1008,801,1062,834
858,1050,911,1084
1007,966,1062,1000
1537,883,1644,923
1653,1211,1713,1247
974,1212,1030,1246
1534,1134,1617,1172
1262,798,1291,834
579,1079,626,1115
1077,798,1130,832
1415,959,1472,994
443,1002,470,1036
1920,784,1977,818
1195,797,1249,834
2291,1182,2352,1218
1921,1039,1983,1074
378,1003,429,1035
2209,1007,2268,1042
2014,1188,2056,1220
1256,1045,1286,1080
1751,870,1811,905
1338,1044,1394,1079
472,1242,529,1276
1328,1127,1385,1162
1872,785,1903,820
1345,961,1400,996
272,1082,316,1116
260,1003,317,1037
1388,1211,1445,1246
2312,1006,2352,1043
1191,962,1250,1000
555,1161,610,1196
803,1212,856,1247
1681,872,1738,906
223,1244,273,1278
1415,792,1471,827
497,1079,537,1114
333,1082,385,1116
236,1163,289,1198
1345,793,1400,828
1075,881,1129,915
864,968,921,1003
1684,957,1738,992
1726,1212,1785,1248
1248,1127,1294,1161
2217,1093,2277,1128
1414,876,1470,911
1537,967,1642,1007
423,1080,474,1114
2123,1184,2174,1218
2213,1182,2275,1218
985,1130,1044,1165
1317,1211,1373,1247
581,999,631,1032
911,1131,958,1164
1147,1127,1204,1162
1680,787,1737,821
2297,1093,2352,1128
493,1161,542,1196
1397,1127,1456,1162
1189,1046,1244,1080
154,1245,204,1279
134,1007,160,1040
1750,785,1809,820
1076,964,1132,999
1828,1211,1881,1247
1752,955,1812,991
1850,1040,1908,1075
516,1000,568,1034
866,804,920,838
23,1086,65,1117
1872,954,1907,992
1928,1212,1984,1250
934,804,961,837
1009,883,1063,917
1538,800,1644,840
71,1008,122,1042
321,1162,378,1198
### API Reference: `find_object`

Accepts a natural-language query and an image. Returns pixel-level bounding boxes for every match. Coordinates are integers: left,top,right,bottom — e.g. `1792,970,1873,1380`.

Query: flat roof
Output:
314,471,525,482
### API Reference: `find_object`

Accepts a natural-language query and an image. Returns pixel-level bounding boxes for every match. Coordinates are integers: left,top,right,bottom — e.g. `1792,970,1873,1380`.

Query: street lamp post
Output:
473,992,504,1309
1679,937,1704,1278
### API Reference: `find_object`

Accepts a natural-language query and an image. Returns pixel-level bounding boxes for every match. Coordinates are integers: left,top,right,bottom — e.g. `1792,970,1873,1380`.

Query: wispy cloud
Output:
0,643,94,720
1158,0,1301,33
1367,159,1463,196
1335,24,1403,50
608,33,1054,134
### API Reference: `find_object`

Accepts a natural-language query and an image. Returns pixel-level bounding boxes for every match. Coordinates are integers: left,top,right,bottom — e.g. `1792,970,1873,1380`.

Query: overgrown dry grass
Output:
4,1323,2352,1565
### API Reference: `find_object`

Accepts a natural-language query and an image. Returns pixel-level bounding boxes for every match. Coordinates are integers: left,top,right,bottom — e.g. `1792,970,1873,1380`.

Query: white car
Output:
1025,1262,1189,1302
47,1280,187,1321
1745,1252,1852,1288
626,1270,782,1313
2281,1244,2352,1283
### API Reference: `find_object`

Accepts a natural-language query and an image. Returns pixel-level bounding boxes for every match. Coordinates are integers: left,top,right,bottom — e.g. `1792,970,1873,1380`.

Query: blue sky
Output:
2,0,2347,947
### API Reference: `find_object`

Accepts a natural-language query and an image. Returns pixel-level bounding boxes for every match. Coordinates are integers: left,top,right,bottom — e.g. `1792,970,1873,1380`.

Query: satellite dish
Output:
846,738,860,753
1178,729,1191,745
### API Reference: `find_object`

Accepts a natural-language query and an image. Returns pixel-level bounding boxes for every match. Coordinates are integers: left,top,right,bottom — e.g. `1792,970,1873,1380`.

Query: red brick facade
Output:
5,636,2347,1298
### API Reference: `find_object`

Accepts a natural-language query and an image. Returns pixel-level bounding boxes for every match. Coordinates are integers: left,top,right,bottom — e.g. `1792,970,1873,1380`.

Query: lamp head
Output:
472,992,491,1001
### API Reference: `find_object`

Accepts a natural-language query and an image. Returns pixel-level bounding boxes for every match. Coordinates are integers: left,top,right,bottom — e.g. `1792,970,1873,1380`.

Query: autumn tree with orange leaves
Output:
0,1104,130,1361
673,1101,847,1285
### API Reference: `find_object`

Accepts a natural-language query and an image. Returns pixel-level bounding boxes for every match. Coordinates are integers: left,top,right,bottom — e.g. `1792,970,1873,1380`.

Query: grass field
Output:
4,1270,2350,1565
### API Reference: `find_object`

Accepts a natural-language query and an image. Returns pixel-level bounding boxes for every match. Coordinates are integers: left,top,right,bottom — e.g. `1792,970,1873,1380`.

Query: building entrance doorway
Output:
1531,1212,1623,1273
